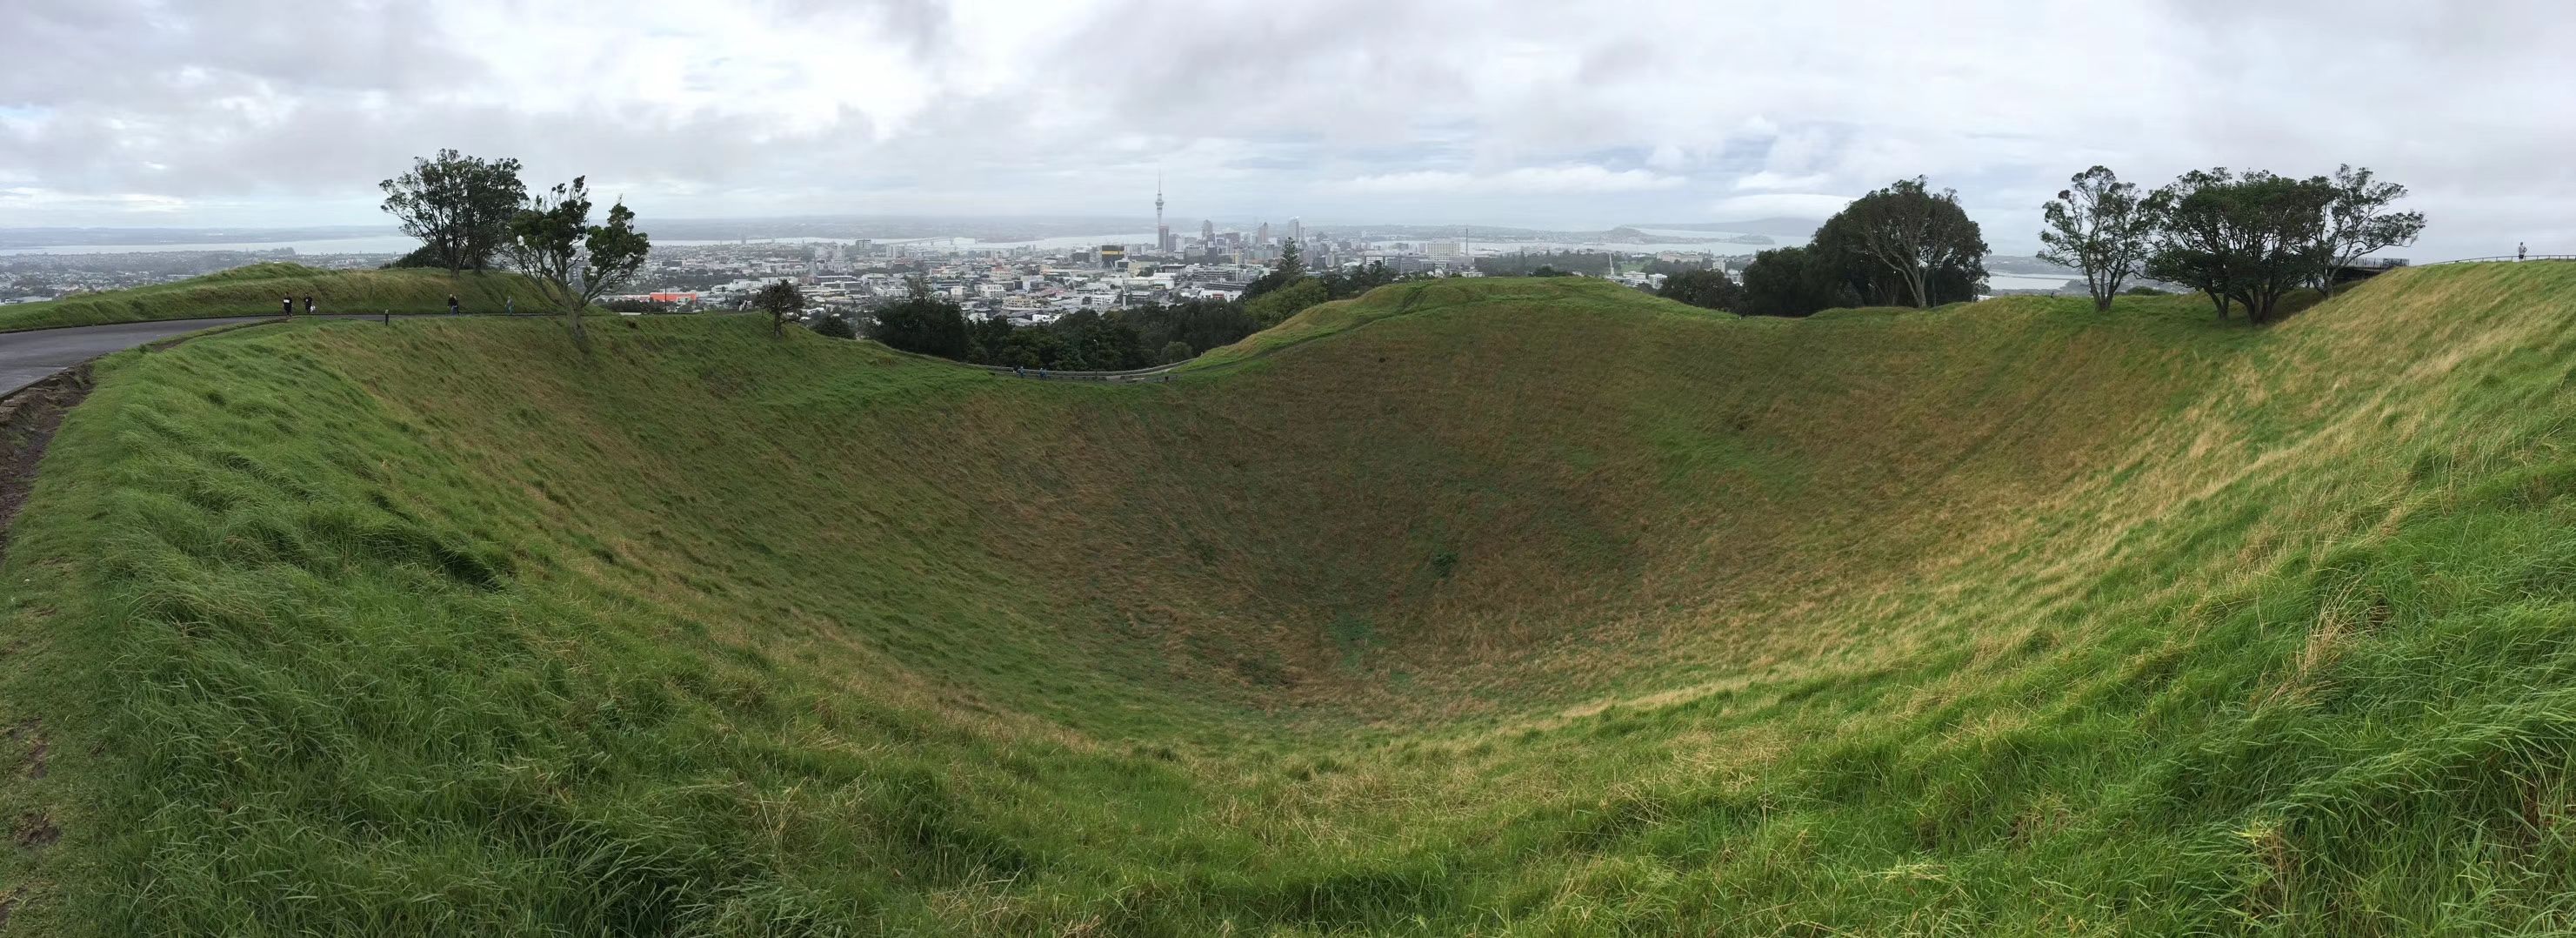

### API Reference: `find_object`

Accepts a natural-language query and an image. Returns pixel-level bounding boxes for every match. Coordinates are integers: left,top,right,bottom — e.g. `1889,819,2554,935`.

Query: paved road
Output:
0,312,568,396
0,317,277,396
0,310,1198,398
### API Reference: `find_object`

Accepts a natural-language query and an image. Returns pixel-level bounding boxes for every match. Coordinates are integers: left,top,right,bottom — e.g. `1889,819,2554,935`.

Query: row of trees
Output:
862,278,1259,370
1658,165,2423,325
380,151,651,345
2039,165,2423,322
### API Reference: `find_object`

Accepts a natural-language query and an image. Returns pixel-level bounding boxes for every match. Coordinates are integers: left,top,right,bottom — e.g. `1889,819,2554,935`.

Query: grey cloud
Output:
1,0,2572,258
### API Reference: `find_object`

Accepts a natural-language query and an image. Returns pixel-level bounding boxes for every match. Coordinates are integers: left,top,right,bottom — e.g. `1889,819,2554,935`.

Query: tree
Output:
1820,177,1989,309
812,313,858,339
1244,240,1306,301
1119,298,1261,354
2038,166,2156,312
1274,238,1305,282
2145,169,2332,325
1051,310,1149,370
751,279,804,338
1657,268,1743,312
2142,170,2237,319
868,276,971,358
1738,246,1854,318
1158,340,1195,364
504,176,650,347
2316,164,2425,293
379,150,526,274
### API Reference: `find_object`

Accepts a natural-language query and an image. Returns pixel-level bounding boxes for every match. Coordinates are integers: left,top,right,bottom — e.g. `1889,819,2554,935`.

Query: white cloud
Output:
1708,193,1854,220
0,187,189,213
1337,165,1685,197
1734,171,1832,192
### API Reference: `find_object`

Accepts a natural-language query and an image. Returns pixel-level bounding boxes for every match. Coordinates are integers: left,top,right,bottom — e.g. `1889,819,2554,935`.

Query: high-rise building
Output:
1290,218,1301,243
1201,219,1216,244
1256,222,1271,246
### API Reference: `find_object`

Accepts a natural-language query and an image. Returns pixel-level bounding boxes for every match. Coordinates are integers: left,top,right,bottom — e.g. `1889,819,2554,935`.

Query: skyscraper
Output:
1202,219,1216,244
1256,222,1271,246
1155,175,1170,254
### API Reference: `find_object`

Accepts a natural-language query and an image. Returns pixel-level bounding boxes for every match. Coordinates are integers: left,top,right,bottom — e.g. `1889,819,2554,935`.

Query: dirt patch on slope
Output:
0,364,96,565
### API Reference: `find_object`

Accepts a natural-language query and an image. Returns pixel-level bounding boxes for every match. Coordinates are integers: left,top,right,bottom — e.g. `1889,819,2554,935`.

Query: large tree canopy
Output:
2145,168,2334,325
1813,177,1989,309
380,150,526,274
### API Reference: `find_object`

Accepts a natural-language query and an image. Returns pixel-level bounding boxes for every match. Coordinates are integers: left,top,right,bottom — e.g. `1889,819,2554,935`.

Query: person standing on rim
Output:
447,293,461,316
2519,242,2529,262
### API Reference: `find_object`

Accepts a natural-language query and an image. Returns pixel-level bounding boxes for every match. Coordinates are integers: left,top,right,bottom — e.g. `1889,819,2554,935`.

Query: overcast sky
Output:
3,0,2572,257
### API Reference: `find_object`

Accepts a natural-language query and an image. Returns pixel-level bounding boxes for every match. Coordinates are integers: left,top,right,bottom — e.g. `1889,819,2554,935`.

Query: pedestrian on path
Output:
2519,242,2529,262
448,293,461,316
303,295,316,316
505,297,514,315
281,296,294,318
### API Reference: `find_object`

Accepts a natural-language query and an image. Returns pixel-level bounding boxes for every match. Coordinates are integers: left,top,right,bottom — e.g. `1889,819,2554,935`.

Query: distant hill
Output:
0,262,554,332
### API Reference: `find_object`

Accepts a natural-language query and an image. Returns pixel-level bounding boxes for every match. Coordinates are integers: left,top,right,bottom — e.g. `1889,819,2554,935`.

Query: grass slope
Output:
0,262,554,332
2,267,2573,934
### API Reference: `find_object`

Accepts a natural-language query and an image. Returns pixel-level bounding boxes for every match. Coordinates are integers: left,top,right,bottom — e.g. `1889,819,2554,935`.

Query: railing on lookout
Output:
2426,255,2576,265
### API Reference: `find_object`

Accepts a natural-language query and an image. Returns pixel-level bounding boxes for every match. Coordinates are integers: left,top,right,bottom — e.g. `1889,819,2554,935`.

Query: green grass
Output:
2,265,2574,934
0,262,556,332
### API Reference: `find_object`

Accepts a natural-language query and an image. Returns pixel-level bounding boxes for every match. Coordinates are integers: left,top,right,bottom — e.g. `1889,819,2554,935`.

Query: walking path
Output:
0,312,569,397
0,317,276,396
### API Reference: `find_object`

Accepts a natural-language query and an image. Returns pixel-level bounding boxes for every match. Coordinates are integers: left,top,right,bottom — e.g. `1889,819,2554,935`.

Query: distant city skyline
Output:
5,0,2573,259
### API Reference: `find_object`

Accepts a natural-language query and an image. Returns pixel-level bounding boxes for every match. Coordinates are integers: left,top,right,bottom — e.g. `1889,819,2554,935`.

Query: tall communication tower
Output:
1154,174,1168,254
